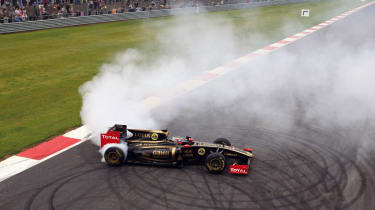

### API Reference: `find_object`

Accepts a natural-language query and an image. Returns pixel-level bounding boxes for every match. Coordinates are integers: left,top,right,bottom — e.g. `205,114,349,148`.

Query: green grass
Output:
0,0,366,159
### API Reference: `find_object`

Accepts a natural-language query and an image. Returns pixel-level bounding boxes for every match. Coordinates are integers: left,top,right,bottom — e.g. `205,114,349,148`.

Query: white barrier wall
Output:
0,0,314,34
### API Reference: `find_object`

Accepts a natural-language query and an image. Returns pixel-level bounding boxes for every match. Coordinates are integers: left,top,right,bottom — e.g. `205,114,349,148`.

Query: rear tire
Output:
205,152,226,174
104,147,125,166
214,138,231,146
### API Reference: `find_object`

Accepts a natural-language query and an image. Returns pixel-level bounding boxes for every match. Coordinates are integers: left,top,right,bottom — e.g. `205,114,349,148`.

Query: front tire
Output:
214,138,231,146
205,152,226,174
104,147,125,166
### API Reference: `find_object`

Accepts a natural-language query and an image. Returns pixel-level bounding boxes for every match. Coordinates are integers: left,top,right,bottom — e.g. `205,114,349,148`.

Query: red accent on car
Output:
178,140,182,145
101,131,121,148
184,145,191,148
189,138,194,142
229,164,249,175
243,148,253,152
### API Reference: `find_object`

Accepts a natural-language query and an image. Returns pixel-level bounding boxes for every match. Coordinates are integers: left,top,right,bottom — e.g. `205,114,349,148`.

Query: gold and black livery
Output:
102,124,254,174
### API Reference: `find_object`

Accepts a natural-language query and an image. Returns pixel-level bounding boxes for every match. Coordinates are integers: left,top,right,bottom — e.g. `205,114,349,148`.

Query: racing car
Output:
100,124,254,175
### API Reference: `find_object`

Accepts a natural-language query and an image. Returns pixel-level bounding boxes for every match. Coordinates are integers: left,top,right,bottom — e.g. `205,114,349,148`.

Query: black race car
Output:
100,124,254,175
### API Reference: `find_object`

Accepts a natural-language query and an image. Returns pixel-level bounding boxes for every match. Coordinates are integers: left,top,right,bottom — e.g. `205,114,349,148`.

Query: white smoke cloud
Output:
79,13,238,145
79,5,375,149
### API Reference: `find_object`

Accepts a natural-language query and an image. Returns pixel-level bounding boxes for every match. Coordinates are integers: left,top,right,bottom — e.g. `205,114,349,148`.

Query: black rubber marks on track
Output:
22,125,373,210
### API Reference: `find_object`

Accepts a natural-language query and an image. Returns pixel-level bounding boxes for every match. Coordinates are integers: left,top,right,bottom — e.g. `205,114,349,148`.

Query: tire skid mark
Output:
251,160,325,205
15,121,374,210
250,132,336,201
25,166,106,210
258,130,343,190
117,166,157,208
147,168,176,210
49,167,109,210
106,168,127,210
201,172,224,209
221,175,279,210
126,166,174,208
255,126,367,209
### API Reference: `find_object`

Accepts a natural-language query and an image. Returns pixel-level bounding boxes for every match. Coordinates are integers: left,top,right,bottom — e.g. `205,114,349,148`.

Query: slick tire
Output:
205,152,226,174
214,138,231,146
104,147,125,166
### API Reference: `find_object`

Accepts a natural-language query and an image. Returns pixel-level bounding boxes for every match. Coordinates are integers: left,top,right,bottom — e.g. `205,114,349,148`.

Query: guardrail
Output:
0,0,313,34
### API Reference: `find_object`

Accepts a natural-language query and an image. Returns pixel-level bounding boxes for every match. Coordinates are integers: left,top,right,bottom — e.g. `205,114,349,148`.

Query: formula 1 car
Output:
100,124,254,175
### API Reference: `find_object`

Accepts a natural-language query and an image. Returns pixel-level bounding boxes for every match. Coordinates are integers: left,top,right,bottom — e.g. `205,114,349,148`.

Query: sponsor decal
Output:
101,135,120,140
183,154,194,157
229,165,248,175
197,148,206,156
132,132,160,140
136,143,161,147
151,133,159,141
152,150,169,158
100,131,120,147
183,149,194,157
224,152,238,157
134,132,152,138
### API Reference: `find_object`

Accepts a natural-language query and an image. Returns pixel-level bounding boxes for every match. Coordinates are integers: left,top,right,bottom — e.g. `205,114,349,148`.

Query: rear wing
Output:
100,124,127,148
111,124,127,133
101,130,120,147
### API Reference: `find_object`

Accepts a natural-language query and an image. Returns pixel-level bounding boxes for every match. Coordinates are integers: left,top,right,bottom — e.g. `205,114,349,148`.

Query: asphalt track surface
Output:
1,5,375,210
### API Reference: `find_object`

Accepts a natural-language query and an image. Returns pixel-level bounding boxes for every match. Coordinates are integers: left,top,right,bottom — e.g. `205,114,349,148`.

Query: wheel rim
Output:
209,158,224,171
106,150,121,164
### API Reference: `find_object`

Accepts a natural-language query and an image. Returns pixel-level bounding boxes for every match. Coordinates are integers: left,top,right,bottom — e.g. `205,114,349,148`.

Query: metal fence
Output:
0,0,314,34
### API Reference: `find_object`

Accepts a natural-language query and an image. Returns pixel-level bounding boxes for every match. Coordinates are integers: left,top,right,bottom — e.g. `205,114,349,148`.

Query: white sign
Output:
301,9,310,17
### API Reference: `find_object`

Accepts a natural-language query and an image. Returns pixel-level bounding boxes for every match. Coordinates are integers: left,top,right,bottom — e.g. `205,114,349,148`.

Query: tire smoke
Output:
79,13,238,145
80,4,375,150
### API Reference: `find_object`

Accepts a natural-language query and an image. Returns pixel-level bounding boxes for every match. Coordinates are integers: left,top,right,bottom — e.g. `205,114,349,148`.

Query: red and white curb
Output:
0,126,91,182
0,1,374,183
